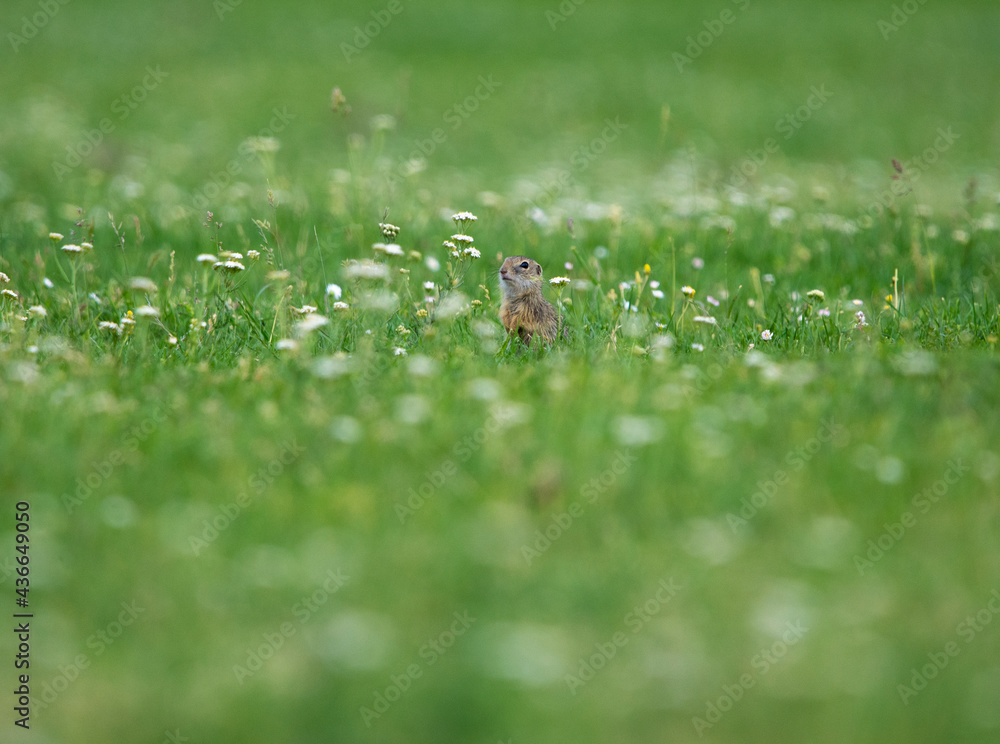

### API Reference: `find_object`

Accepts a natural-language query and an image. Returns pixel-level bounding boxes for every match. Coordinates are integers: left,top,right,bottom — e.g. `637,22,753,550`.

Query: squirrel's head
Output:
499,255,543,297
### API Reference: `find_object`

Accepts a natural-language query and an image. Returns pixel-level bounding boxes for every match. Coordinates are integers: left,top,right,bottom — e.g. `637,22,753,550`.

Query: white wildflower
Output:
213,261,246,273
452,211,478,223
693,315,717,325
275,338,299,351
707,295,720,306
332,301,350,311
295,305,318,315
451,233,474,244
61,244,83,254
0,272,8,283
691,342,705,351
196,253,217,265
1,289,18,300
463,247,481,259
295,314,330,336
343,259,389,281
99,321,123,335
681,285,695,299
692,257,705,270
549,276,571,287
326,283,343,299
760,329,773,340
384,243,405,257
393,347,407,356
134,305,160,318
48,232,64,241
128,276,157,292
28,305,47,318
806,289,825,302
817,308,831,317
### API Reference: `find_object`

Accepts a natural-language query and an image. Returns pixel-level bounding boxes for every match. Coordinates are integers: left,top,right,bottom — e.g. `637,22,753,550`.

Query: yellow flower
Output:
643,263,651,275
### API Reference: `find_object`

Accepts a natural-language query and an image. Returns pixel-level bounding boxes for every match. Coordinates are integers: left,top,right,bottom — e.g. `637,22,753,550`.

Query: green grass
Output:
2,1,1000,742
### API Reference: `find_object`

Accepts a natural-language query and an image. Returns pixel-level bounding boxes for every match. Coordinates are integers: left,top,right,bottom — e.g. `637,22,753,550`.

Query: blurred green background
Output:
2,2,1000,744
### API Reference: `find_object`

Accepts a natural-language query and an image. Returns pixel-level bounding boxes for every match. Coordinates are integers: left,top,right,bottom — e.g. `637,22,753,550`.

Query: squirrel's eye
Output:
520,261,529,269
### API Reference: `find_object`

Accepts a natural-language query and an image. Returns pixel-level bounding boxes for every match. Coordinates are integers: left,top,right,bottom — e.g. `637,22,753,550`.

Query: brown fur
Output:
498,255,560,346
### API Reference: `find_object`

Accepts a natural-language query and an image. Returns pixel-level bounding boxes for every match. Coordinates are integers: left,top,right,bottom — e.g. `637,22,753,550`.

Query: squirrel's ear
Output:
535,264,542,275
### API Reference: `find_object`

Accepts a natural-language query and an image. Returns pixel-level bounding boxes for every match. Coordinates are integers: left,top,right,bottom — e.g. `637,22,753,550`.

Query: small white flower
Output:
423,281,436,290
762,273,776,284
0,272,8,283
213,261,246,273
128,276,158,293
246,249,261,260
707,295,720,307
451,233,474,244
806,289,825,301
442,240,457,251
218,251,244,260
332,301,350,311
693,315,717,325
27,345,39,354
452,211,478,222
28,305,47,318
760,329,773,340
952,229,970,245
295,305,318,315
817,308,831,317
61,244,84,254
549,276,571,287
681,285,695,299
343,259,389,281
99,321,123,335
564,262,574,271
651,289,665,299
393,347,407,356
196,253,217,265
852,299,864,306
48,232,64,241
692,257,705,270
1,288,19,300
81,242,93,252
134,305,160,318
425,256,441,272
463,247,481,259
167,335,178,346
275,338,299,351
384,243,405,257
295,314,330,336
120,315,135,328
691,342,705,352
855,310,868,328
326,283,343,299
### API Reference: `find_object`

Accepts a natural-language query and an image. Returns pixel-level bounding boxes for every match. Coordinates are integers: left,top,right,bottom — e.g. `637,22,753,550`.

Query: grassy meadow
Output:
2,1,1000,742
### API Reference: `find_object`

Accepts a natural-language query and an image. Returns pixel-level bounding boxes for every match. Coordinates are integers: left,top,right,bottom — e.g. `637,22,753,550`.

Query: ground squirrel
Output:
498,255,561,346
